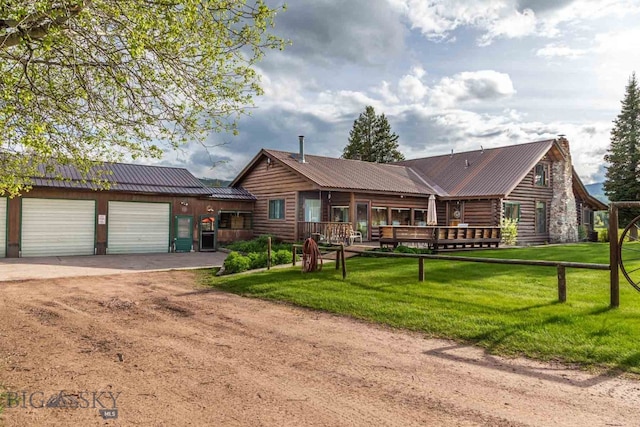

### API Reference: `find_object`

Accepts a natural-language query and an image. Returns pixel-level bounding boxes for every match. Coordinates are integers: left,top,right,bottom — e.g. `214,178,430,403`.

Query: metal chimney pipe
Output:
298,135,305,163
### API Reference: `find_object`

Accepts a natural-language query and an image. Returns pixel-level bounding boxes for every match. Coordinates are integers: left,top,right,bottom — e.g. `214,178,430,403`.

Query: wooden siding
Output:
504,162,554,245
459,199,500,226
235,156,315,242
574,193,595,232
6,187,253,257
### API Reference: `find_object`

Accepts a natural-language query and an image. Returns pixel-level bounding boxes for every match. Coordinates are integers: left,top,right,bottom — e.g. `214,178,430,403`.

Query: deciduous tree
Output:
0,1,285,196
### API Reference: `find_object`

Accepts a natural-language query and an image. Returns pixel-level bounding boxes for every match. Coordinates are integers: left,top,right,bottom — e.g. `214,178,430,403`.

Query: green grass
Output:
204,242,640,374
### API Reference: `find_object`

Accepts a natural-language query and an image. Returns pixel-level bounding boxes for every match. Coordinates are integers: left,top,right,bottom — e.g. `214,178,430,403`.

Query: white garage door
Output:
107,201,170,254
0,198,6,258
22,198,96,257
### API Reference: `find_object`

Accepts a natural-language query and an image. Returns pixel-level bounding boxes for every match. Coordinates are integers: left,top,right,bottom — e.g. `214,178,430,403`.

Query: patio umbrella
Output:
427,194,438,226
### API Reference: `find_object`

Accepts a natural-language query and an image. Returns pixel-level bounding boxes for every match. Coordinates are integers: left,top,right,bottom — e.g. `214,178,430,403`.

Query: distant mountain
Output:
200,178,231,188
585,182,608,203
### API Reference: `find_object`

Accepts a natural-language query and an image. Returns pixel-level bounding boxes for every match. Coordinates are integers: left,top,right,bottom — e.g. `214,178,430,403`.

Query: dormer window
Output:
534,163,548,187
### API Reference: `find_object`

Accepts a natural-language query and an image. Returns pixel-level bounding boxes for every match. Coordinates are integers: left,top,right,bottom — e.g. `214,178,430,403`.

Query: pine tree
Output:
604,72,640,226
342,106,404,163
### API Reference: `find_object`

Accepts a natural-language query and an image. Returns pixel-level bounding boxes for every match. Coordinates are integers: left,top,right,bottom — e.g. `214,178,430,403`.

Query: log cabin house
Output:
231,136,606,245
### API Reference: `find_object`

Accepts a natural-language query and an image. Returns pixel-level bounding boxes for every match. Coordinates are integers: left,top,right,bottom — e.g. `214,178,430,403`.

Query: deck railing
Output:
379,225,501,251
298,221,353,243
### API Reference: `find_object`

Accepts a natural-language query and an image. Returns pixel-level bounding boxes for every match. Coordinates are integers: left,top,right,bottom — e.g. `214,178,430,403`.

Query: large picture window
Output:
414,209,427,226
372,207,388,226
268,199,285,220
304,199,321,222
331,206,349,222
391,208,410,225
536,201,547,234
534,163,549,187
503,202,520,221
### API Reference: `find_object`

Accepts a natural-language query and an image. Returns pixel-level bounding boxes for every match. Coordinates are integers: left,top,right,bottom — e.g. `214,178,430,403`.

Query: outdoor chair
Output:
349,229,363,245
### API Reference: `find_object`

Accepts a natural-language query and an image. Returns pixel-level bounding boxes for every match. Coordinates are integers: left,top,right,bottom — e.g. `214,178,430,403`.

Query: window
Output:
534,163,548,187
331,206,349,222
503,202,520,221
582,208,592,226
391,208,410,225
372,207,387,226
218,211,252,229
268,199,285,220
304,199,321,222
414,209,427,226
535,201,547,234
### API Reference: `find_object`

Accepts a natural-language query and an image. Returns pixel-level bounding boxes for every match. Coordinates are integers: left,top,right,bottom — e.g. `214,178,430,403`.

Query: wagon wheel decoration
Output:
618,214,640,292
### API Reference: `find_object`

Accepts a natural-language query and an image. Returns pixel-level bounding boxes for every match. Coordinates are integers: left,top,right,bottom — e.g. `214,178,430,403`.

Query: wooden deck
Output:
379,225,501,252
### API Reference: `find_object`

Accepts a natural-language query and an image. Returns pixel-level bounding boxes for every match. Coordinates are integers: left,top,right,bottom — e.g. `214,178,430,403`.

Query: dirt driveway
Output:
1,271,639,426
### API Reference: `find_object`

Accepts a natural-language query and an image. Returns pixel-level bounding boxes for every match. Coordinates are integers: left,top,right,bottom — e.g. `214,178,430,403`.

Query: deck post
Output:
292,246,297,267
418,257,425,282
557,265,566,302
609,204,619,308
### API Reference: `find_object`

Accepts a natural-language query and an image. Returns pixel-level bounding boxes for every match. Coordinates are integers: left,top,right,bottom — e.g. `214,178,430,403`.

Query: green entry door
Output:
174,215,193,252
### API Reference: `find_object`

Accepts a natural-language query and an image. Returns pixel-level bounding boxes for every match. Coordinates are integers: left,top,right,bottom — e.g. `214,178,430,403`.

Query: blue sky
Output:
158,0,640,185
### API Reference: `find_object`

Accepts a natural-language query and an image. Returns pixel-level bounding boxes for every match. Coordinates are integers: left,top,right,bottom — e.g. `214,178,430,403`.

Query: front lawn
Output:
204,243,640,373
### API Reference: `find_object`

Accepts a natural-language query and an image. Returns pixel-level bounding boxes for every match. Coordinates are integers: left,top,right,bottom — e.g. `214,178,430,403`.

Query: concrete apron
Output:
0,252,228,282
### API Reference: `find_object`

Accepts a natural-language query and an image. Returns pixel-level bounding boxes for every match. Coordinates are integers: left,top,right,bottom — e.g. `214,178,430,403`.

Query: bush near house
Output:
223,235,291,253
222,236,295,274
500,218,518,245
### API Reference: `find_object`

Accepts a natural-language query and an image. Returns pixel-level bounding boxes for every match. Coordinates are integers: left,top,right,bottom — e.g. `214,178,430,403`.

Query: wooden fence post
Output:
340,243,347,279
557,265,566,303
267,237,272,270
418,257,425,282
610,204,619,308
292,246,297,267
335,246,340,270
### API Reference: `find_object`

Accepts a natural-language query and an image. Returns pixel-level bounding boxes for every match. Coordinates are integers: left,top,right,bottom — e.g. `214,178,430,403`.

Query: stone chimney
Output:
298,135,305,163
549,136,578,242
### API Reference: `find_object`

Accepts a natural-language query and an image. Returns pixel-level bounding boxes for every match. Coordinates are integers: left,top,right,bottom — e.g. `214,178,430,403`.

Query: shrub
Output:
247,252,268,270
578,225,588,241
272,249,292,265
500,218,518,246
598,228,609,243
224,235,291,253
393,245,432,254
223,251,250,274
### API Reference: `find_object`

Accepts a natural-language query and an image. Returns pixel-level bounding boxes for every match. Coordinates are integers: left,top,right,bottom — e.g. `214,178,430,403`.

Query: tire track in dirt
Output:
1,271,639,426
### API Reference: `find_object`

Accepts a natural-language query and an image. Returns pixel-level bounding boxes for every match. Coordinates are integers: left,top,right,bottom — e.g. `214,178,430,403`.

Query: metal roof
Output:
29,162,251,197
396,140,557,198
207,187,256,201
262,149,437,196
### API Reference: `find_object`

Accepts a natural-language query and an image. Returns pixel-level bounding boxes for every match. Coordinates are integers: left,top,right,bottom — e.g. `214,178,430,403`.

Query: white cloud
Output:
430,70,516,108
592,28,640,96
372,81,400,104
388,0,515,40
536,43,587,59
398,66,429,102
478,8,537,46
387,0,640,46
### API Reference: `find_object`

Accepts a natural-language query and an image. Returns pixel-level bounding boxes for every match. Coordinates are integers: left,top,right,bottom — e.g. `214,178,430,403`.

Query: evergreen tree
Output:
604,72,640,226
342,106,404,163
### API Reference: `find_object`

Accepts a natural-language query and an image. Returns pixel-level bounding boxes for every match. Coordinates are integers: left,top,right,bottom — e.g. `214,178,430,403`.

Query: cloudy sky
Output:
160,0,640,185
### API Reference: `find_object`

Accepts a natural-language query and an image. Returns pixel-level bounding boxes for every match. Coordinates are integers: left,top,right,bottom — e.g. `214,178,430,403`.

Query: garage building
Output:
2,162,255,258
